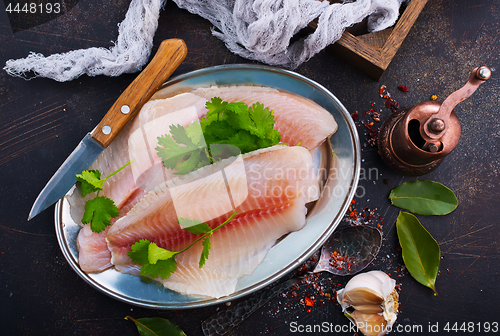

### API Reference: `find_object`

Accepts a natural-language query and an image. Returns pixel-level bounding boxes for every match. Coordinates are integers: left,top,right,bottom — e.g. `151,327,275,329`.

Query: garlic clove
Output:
337,270,399,336
341,287,384,306
351,304,384,314
348,311,388,336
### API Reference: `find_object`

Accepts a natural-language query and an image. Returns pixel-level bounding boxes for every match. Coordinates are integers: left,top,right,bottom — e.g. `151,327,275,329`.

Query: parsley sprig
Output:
155,97,281,175
76,161,131,233
128,211,237,279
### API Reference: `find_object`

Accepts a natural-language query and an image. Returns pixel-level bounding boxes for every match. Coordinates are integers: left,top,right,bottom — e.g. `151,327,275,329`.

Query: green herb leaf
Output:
76,170,103,197
128,239,151,265
389,180,458,215
157,98,281,176
148,242,176,264
129,240,178,279
129,213,237,279
125,316,187,336
81,196,119,233
142,258,178,279
199,236,211,268
179,217,212,234
396,211,440,294
155,123,210,174
77,161,131,232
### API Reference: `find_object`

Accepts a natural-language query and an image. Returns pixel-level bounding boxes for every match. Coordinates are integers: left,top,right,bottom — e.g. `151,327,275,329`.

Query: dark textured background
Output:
1,1,499,335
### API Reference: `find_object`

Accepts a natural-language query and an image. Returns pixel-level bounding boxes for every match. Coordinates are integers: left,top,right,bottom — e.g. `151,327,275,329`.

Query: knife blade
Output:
29,38,187,220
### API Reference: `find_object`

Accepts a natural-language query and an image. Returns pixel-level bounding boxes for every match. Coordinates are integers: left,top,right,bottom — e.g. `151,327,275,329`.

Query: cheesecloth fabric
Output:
3,0,407,82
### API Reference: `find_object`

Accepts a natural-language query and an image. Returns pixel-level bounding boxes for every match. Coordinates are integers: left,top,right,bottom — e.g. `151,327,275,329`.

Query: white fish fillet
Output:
106,146,317,297
68,92,208,219
116,198,306,298
192,85,338,150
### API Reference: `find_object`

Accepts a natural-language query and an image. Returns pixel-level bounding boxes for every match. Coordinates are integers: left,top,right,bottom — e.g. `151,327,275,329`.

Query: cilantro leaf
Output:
128,240,178,279
156,123,209,174
170,124,200,150
203,97,281,154
204,96,226,119
247,102,275,138
225,130,260,153
76,161,131,233
184,223,212,235
148,242,176,264
199,236,211,268
186,121,205,146
141,258,178,279
129,212,237,280
76,170,103,197
174,149,210,175
128,239,151,265
156,98,281,176
81,196,119,233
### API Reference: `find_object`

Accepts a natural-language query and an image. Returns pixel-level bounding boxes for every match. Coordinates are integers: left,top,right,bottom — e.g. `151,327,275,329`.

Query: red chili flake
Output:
385,98,399,110
371,102,375,106
351,111,359,121
379,85,387,96
351,199,356,205
398,85,409,92
305,308,312,313
269,327,273,331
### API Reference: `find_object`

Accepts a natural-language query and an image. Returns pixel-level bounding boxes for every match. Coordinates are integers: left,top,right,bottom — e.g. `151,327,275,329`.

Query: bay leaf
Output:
396,212,440,294
125,316,187,336
389,180,458,215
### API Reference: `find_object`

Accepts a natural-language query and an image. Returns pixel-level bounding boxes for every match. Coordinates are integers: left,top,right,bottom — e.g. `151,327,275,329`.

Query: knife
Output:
29,38,187,220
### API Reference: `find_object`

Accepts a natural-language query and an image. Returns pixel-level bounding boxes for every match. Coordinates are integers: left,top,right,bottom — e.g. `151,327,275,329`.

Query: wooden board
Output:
308,0,428,80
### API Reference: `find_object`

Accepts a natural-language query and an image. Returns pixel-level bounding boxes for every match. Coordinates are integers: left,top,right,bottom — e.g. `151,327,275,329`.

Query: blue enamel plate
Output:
55,64,360,309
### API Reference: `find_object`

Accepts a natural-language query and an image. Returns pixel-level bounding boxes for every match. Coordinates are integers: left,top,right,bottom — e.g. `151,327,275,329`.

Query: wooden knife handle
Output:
91,39,187,148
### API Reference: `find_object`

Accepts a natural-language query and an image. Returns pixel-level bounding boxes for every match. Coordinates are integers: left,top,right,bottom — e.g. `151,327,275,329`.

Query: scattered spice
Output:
398,85,409,92
304,296,315,307
344,202,383,229
351,111,359,121
430,94,438,101
328,251,356,272
379,84,400,111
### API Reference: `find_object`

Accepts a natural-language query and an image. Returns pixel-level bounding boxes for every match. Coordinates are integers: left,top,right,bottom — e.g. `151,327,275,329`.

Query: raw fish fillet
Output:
106,146,317,297
70,93,208,272
117,198,306,298
69,92,208,216
77,224,112,273
192,85,338,150
74,187,146,273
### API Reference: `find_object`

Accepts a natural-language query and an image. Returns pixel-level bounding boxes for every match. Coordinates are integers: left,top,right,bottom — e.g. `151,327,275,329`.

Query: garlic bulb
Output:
337,270,399,336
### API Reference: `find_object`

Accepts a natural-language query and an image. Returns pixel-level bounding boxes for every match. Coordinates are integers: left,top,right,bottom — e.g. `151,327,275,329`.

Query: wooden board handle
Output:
91,39,187,148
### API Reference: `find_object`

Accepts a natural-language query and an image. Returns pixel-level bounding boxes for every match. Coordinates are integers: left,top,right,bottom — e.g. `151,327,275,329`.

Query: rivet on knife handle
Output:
91,38,187,148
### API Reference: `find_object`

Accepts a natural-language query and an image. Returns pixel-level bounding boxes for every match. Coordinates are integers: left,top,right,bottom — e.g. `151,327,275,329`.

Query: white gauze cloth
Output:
4,0,407,82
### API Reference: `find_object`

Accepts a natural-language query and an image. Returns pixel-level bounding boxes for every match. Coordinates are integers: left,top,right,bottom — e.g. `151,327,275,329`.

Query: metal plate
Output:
55,64,360,309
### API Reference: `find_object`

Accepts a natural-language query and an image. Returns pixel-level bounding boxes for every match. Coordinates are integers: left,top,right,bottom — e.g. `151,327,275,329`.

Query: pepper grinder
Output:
378,66,491,176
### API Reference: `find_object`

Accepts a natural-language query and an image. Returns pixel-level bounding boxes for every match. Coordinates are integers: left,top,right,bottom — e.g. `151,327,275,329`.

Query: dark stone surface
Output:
1,1,499,335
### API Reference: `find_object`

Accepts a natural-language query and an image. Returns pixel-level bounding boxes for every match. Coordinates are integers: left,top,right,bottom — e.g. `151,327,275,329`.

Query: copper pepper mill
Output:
378,66,491,176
